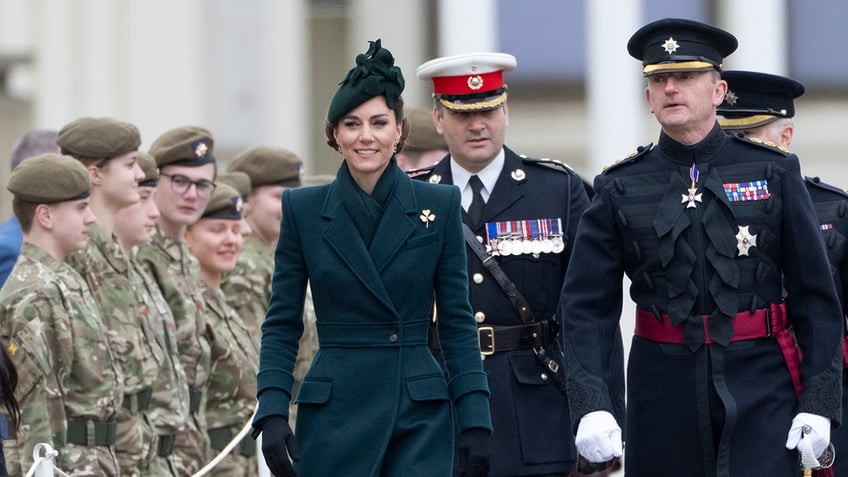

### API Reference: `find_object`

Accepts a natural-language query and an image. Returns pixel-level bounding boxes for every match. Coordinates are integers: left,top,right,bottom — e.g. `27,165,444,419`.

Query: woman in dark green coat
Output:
252,40,493,477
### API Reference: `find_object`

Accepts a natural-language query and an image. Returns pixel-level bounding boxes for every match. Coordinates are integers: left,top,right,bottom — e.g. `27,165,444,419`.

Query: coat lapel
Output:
321,182,397,315
369,169,418,273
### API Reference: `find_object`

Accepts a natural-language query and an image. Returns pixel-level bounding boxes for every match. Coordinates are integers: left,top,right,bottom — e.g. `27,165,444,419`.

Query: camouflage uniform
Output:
0,243,124,476
221,233,271,339
136,225,211,476
65,224,164,476
130,252,190,475
202,285,259,477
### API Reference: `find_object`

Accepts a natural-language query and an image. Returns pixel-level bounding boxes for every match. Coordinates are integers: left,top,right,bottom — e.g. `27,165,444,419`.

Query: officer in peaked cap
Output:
627,17,737,76
415,52,592,477
719,70,848,476
718,70,805,135
561,18,842,476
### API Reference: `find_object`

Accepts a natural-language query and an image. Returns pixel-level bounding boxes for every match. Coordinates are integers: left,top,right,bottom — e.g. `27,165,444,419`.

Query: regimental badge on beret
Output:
193,141,209,159
149,126,216,168
201,183,241,220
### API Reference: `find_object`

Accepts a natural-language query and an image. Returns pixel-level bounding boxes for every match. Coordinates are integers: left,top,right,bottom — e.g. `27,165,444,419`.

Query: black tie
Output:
468,175,485,226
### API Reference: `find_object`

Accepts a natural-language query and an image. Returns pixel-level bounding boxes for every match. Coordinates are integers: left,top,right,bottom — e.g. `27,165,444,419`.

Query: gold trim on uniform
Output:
717,114,778,129
439,91,508,111
643,60,716,76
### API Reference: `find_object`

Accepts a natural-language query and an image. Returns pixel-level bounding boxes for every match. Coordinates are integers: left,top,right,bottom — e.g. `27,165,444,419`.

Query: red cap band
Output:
431,71,504,95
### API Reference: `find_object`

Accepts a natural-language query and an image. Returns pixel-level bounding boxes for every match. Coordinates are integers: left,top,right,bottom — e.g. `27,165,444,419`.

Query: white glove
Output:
785,412,831,458
575,410,623,463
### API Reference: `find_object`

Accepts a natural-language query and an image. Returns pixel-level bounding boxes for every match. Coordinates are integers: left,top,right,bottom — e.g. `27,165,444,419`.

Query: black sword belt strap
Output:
461,223,566,394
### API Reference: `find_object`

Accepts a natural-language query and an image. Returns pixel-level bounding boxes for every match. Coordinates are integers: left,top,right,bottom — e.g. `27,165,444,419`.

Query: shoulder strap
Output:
461,223,535,324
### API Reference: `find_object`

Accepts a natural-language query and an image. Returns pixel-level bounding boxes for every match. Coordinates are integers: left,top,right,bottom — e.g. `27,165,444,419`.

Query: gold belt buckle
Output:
478,326,495,355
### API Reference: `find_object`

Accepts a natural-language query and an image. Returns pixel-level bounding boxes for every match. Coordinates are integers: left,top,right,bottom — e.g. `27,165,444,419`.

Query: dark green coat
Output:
255,164,491,476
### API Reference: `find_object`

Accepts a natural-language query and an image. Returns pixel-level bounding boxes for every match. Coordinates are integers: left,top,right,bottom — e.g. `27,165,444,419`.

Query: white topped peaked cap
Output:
416,52,517,112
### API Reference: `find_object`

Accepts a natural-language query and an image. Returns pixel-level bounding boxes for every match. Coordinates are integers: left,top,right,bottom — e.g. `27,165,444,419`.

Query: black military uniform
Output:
415,53,591,476
561,19,843,476
719,70,847,476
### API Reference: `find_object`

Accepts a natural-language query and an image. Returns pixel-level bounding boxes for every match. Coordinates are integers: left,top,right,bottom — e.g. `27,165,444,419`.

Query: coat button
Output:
472,273,484,284
474,311,486,323
389,333,398,342
541,373,549,381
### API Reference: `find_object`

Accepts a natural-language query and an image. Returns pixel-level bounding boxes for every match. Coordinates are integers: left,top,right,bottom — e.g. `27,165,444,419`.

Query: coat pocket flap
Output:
293,379,332,404
406,375,450,401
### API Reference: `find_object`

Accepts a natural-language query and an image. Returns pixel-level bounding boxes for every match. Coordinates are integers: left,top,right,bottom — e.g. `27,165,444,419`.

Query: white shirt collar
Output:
451,148,505,208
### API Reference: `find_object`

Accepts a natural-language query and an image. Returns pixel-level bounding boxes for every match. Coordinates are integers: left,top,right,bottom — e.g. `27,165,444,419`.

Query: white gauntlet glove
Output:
575,411,623,463
785,412,833,469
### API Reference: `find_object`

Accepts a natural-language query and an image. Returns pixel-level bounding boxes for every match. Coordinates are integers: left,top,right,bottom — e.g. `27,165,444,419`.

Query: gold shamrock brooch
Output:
419,209,436,228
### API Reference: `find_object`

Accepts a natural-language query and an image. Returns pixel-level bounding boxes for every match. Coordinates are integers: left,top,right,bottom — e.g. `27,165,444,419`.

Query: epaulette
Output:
603,143,653,174
730,133,790,155
520,155,575,175
404,163,438,178
805,176,848,198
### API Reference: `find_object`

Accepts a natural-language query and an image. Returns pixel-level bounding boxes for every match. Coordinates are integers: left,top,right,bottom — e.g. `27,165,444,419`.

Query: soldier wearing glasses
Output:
136,126,217,476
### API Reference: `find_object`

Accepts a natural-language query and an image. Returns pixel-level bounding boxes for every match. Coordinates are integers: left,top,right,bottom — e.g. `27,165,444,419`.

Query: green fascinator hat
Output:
327,39,405,124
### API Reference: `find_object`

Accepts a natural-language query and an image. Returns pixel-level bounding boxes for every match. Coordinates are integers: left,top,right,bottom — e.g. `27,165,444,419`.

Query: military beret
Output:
201,182,241,220
627,18,737,76
417,52,516,112
57,117,141,162
327,39,405,124
137,151,159,187
403,108,447,152
7,153,90,204
216,171,252,199
718,71,805,130
149,126,215,168
228,146,303,188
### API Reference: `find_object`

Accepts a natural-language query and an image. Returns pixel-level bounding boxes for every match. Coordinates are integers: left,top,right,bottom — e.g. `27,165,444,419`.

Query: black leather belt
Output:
66,418,117,446
189,387,202,414
122,386,153,413
208,425,256,457
478,320,557,355
157,433,176,457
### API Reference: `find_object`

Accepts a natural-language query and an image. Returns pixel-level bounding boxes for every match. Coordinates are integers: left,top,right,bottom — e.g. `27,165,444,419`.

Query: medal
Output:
681,164,702,208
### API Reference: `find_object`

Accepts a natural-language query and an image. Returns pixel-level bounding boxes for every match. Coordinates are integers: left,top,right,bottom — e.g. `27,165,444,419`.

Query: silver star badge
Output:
735,225,758,256
681,186,702,208
725,90,738,106
662,37,680,54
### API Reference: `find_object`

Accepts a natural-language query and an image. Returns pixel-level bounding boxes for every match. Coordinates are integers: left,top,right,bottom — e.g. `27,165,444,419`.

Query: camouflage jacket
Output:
135,225,212,391
129,253,189,436
65,224,163,472
0,243,123,475
203,284,259,430
221,234,272,338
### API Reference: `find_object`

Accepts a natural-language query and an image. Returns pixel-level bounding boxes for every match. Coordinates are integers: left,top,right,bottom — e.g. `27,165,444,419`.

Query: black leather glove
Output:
456,428,491,477
259,416,299,477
